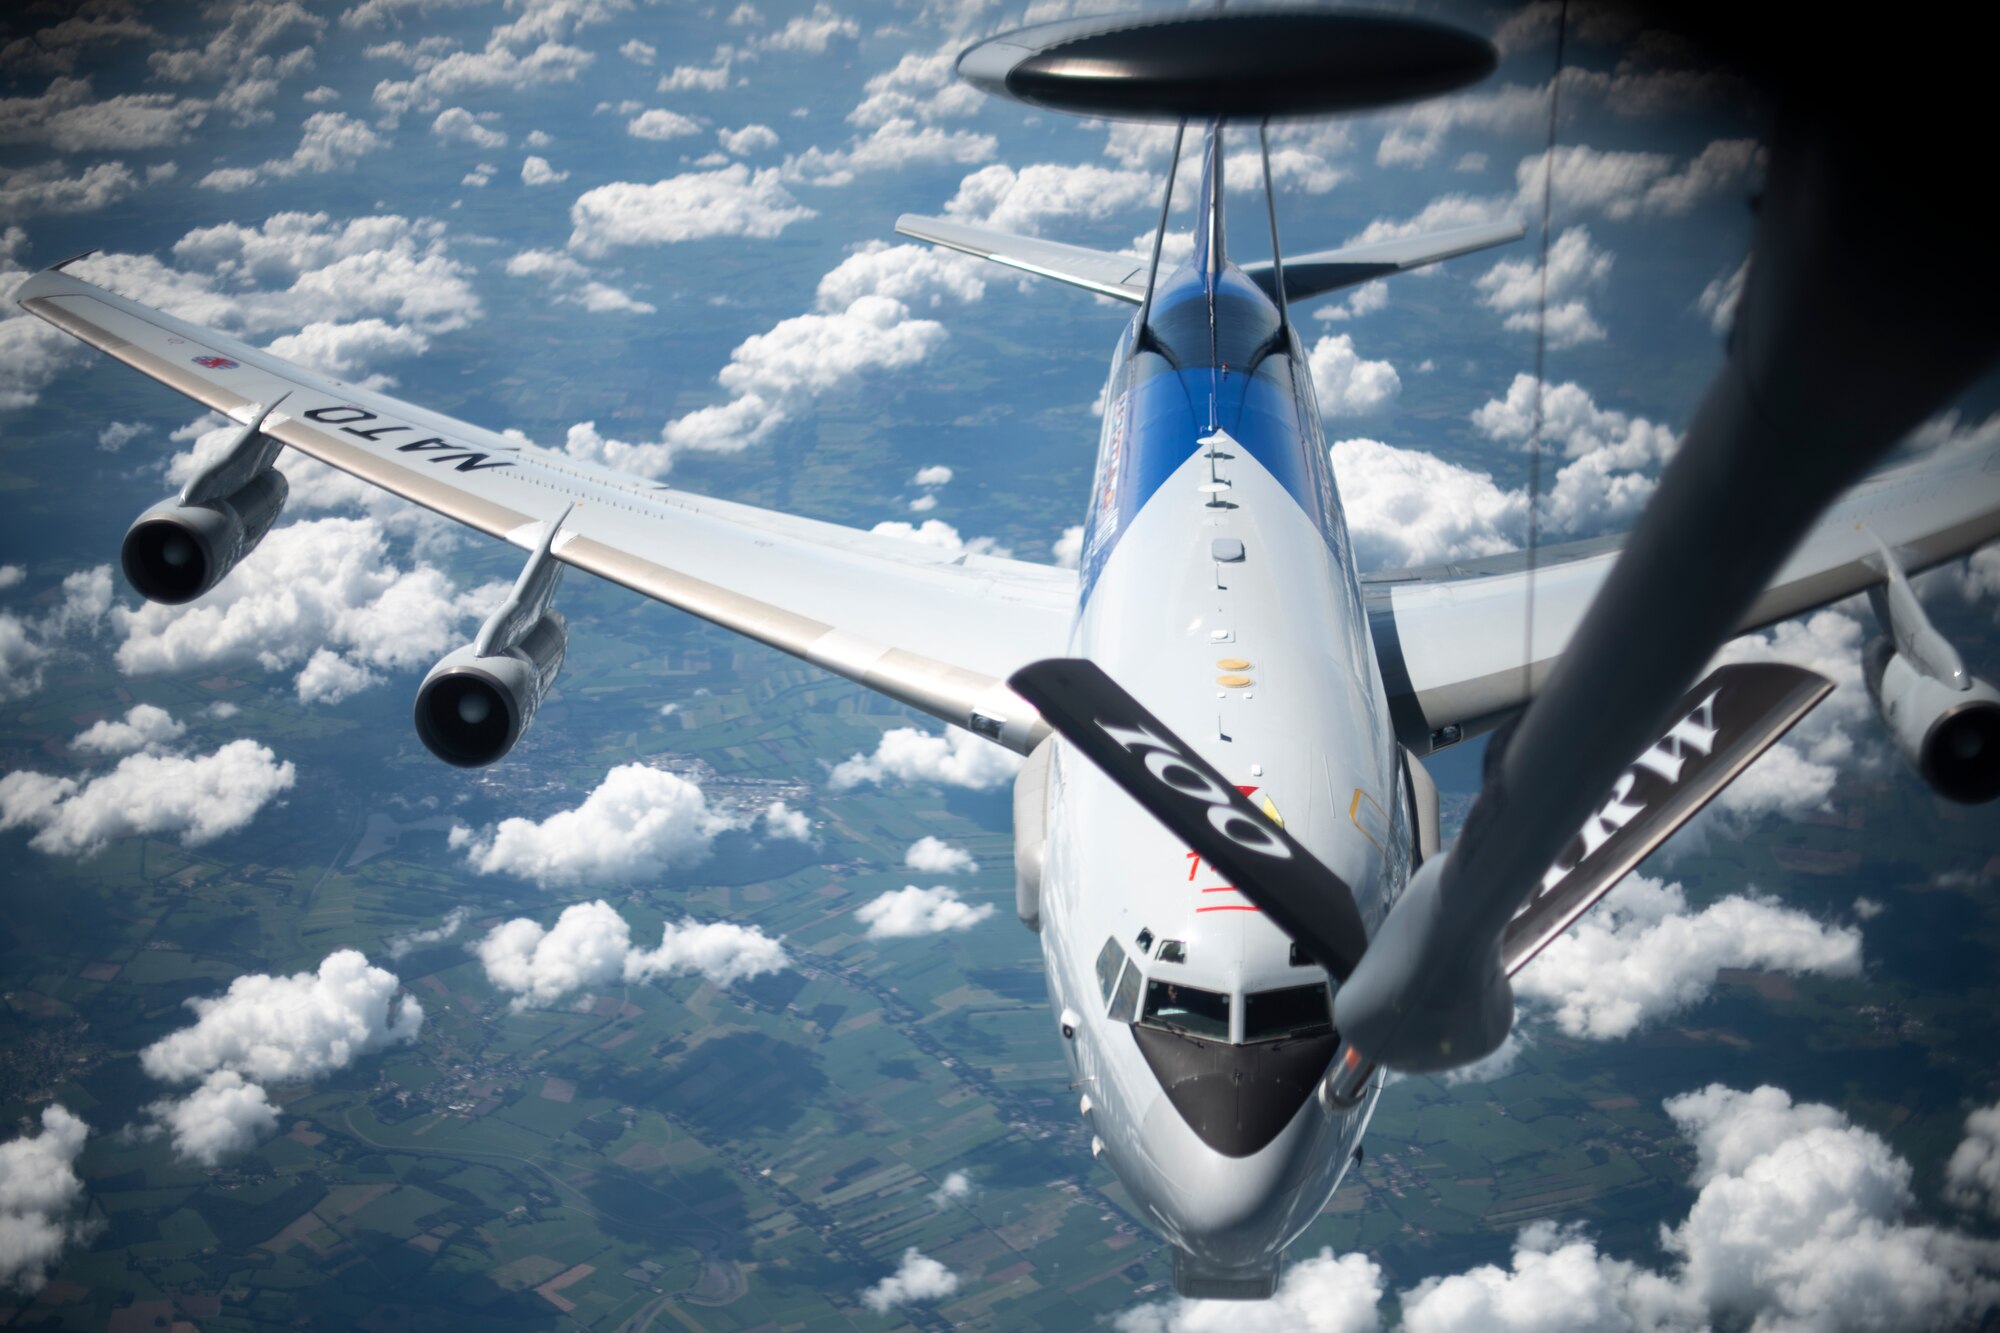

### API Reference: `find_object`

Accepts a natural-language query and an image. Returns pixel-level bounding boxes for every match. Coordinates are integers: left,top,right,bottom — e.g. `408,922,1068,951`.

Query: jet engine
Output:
1861,540,2000,804
1864,640,2000,804
121,400,290,604
414,611,568,767
413,508,572,767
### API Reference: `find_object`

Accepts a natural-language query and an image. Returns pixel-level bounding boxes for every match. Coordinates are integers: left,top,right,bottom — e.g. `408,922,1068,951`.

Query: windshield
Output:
1243,984,1334,1043
1141,981,1231,1041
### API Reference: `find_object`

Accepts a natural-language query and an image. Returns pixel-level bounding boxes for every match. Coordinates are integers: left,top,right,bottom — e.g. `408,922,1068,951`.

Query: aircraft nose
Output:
1134,1061,1339,1262
1132,1026,1338,1157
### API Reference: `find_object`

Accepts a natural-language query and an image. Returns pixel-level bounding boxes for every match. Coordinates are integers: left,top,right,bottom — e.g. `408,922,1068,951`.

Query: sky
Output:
2,0,1998,1326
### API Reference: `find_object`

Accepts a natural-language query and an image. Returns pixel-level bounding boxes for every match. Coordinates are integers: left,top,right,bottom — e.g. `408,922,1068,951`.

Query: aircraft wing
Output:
1363,437,2000,754
16,264,1075,754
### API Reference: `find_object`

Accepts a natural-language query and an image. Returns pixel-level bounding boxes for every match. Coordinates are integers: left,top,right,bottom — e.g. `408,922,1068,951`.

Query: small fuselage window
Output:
1243,984,1335,1043
1141,980,1231,1041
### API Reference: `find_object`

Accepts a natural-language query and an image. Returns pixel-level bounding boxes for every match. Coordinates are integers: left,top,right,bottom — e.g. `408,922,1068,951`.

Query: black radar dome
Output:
957,7,1497,121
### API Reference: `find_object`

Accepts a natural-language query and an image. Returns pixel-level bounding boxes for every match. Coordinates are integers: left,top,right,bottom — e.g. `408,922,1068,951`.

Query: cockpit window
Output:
1141,981,1231,1040
1155,939,1187,964
1243,984,1334,1043
1109,957,1142,1023
1095,936,1126,1003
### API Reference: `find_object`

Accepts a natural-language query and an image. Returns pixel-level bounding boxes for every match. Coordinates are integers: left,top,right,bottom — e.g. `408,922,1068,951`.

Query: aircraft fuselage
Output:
1032,137,1412,1294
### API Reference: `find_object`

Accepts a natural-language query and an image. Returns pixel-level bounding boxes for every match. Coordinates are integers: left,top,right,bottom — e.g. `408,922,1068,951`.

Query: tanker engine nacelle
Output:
121,400,290,605
413,507,573,768
414,611,567,767
1861,540,2000,805
1864,641,2000,804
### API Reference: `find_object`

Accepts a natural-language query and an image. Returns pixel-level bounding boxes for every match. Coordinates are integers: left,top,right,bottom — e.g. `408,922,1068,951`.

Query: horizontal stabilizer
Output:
896,214,1148,303
1241,220,1524,305
1500,661,1833,976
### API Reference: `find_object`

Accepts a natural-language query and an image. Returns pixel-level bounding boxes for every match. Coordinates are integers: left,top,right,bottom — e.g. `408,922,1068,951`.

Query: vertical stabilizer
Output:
1192,118,1226,276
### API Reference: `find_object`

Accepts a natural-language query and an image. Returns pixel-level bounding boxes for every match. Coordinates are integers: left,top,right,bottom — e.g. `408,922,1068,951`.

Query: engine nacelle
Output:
1012,736,1054,932
412,611,567,767
120,468,288,605
1865,639,2000,804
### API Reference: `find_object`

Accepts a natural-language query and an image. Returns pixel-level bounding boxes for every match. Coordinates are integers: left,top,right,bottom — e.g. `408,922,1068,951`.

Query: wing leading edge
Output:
1365,440,2000,754
17,265,1074,754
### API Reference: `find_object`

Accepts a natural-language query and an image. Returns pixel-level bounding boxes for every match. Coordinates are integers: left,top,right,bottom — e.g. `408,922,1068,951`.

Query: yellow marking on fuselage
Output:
1348,788,1386,856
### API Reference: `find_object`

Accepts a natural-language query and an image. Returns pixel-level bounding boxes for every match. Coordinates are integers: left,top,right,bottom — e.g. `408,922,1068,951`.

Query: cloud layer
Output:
1121,1084,2000,1331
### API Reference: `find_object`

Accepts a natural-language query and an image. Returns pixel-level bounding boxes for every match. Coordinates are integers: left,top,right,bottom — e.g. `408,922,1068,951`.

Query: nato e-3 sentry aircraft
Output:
17,6,2000,1302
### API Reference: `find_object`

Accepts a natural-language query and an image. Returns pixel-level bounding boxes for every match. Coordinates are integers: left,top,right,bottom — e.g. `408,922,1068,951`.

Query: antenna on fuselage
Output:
1258,120,1290,337
1133,119,1187,353
1519,0,1571,702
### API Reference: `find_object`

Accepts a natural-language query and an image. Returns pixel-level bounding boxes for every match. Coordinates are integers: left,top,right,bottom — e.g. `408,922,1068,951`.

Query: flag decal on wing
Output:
192,355,238,369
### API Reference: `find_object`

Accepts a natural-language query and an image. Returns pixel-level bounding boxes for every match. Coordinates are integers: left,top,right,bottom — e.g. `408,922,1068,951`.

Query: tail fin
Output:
1193,118,1226,276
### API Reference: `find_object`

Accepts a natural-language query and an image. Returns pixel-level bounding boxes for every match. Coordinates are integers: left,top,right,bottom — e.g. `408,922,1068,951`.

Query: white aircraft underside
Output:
18,118,2000,1303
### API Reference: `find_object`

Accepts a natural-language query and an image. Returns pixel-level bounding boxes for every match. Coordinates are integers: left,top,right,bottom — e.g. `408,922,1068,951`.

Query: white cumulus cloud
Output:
761,800,812,841
868,518,1012,559
431,105,505,148
139,949,422,1162
1329,438,1525,571
1475,226,1613,349
944,161,1156,235
627,108,700,141
452,762,738,886
1127,1084,2000,1330
905,835,975,874
1115,1248,1385,1332
1513,875,1863,1040
1707,610,1871,824
928,1170,973,1208
1947,1102,2000,1218
520,154,568,185
860,1247,960,1313
855,885,994,939
147,1070,278,1166
830,726,1022,791
474,899,786,1010
1307,334,1401,416
70,703,186,755
718,123,777,155
0,1105,90,1295
0,739,295,856
141,948,423,1086
568,164,813,256
385,906,472,960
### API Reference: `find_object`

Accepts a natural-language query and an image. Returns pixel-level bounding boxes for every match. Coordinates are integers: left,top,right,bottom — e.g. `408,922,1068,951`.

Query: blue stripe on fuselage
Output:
1077,263,1344,604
